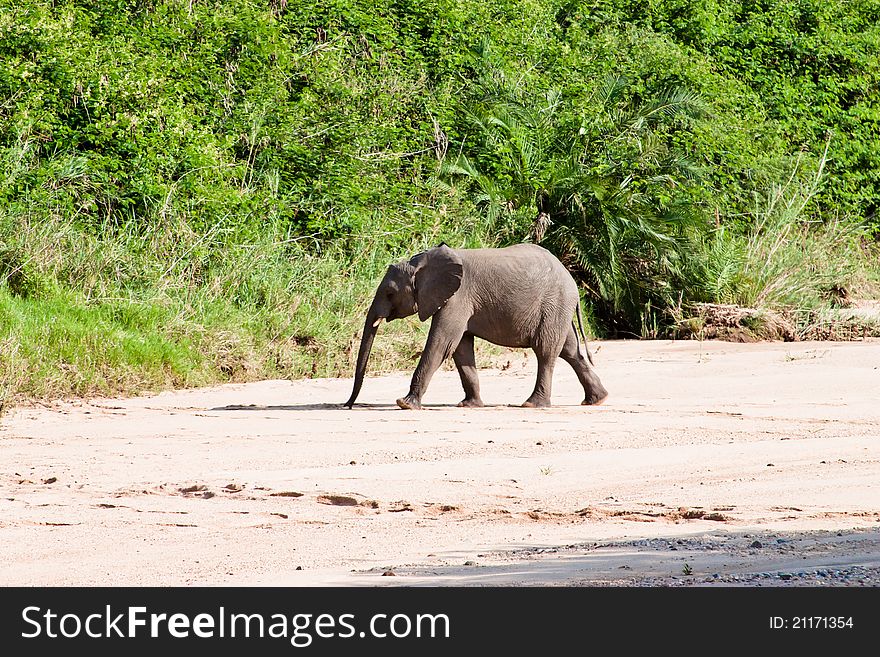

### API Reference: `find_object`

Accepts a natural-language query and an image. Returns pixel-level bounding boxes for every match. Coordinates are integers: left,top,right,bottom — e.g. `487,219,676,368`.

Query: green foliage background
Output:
1,0,879,400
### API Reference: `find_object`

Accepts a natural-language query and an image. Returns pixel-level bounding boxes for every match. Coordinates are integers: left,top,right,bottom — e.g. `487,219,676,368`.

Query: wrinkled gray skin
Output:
344,243,608,410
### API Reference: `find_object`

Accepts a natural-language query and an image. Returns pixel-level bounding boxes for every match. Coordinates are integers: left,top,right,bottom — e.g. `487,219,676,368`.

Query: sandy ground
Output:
1,339,878,587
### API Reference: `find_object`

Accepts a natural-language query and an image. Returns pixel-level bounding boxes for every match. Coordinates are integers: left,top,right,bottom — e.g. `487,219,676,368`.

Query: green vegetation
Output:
2,0,879,402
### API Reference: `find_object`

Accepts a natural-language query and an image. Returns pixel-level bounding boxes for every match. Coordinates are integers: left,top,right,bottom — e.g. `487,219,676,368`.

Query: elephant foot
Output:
582,387,609,406
521,398,551,408
396,395,423,410
457,398,484,408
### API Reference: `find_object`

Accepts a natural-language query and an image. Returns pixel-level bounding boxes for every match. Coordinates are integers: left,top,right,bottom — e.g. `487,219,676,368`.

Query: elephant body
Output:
447,245,579,349
344,243,608,410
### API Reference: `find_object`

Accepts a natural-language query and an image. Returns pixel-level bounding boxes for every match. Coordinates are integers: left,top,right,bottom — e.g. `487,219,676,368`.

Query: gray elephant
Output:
344,243,608,409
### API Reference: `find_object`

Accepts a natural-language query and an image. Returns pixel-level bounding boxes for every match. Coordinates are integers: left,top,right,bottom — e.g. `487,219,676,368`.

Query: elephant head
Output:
344,244,464,408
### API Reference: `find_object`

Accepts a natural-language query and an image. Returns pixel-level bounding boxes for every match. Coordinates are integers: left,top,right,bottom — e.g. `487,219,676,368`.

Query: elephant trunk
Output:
344,307,382,408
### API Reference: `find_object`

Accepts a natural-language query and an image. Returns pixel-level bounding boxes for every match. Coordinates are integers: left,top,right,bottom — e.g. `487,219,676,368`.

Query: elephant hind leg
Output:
522,332,564,408
453,333,484,408
522,350,556,408
560,327,608,405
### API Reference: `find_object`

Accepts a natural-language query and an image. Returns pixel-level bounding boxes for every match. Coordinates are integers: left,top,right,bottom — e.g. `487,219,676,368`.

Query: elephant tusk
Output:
372,317,384,328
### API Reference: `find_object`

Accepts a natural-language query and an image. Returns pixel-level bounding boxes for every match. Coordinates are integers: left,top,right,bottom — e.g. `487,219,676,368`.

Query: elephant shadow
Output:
208,403,386,411
208,402,500,411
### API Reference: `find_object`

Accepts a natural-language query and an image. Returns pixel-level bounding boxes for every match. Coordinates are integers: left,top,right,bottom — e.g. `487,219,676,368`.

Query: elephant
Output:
343,242,608,410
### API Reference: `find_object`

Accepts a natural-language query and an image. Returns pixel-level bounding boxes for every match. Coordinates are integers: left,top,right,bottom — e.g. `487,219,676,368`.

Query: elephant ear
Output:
410,244,464,321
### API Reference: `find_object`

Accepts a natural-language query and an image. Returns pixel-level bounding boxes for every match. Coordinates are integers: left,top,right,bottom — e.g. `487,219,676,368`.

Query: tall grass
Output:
0,185,496,402
0,116,500,404
698,139,878,311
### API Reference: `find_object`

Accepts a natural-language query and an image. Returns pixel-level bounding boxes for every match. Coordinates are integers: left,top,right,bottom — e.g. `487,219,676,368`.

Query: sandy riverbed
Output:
1,339,878,586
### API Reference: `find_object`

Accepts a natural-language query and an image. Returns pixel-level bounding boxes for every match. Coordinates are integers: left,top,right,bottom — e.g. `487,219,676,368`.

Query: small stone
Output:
382,570,396,576
296,566,303,571
317,494,359,506
464,560,477,566
179,484,207,493
750,540,763,549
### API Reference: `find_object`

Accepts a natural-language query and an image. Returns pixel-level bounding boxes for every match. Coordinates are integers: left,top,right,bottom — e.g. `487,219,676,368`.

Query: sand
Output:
1,339,878,586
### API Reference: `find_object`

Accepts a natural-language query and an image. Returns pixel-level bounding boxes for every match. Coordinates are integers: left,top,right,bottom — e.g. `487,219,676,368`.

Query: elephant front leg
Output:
452,333,483,408
396,323,464,410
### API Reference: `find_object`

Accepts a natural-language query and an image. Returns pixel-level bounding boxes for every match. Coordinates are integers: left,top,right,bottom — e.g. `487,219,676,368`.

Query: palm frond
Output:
641,86,708,124
597,74,628,109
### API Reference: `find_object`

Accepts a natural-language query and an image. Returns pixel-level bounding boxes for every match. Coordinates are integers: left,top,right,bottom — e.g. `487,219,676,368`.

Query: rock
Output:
317,494,359,506
179,484,207,493
750,540,763,548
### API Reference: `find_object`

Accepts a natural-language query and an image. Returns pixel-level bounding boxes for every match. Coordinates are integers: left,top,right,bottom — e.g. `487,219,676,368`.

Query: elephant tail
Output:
574,299,595,366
